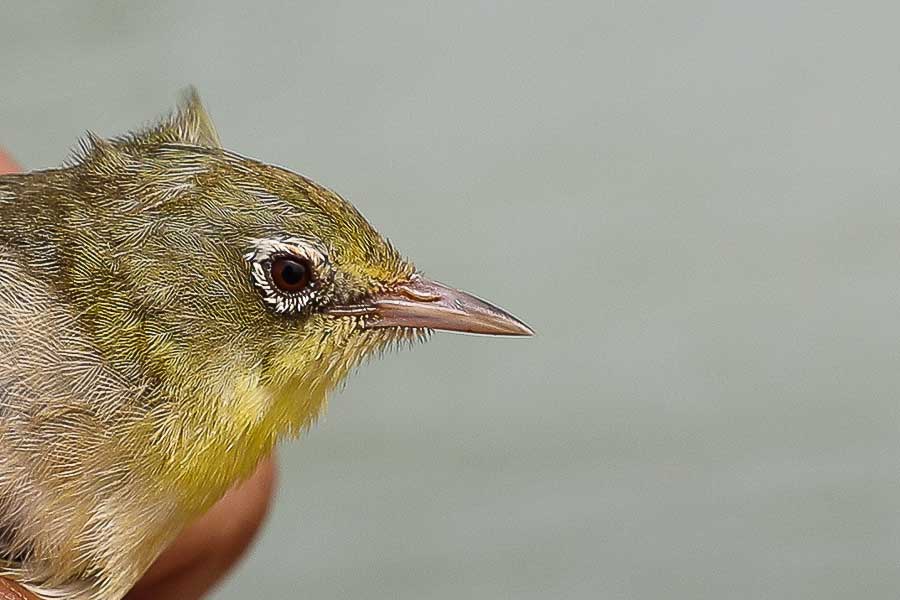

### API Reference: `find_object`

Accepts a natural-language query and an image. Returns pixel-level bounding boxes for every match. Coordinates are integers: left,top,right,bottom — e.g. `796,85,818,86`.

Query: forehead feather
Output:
179,148,413,284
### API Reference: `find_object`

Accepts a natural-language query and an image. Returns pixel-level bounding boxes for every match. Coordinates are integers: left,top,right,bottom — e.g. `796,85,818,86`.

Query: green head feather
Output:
0,90,420,506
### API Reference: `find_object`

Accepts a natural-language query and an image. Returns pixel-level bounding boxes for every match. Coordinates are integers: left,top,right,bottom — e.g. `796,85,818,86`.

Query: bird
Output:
0,89,532,600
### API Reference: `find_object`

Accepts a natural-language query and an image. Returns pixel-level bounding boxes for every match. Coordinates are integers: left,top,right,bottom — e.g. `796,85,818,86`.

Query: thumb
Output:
0,578,37,600
0,150,21,174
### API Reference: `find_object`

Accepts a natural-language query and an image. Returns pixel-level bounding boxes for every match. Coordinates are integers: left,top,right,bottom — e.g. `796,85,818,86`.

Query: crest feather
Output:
116,87,221,148
166,87,221,147
67,87,221,167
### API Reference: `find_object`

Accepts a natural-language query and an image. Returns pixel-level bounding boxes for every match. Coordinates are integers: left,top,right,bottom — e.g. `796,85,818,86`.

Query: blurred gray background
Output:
3,2,900,598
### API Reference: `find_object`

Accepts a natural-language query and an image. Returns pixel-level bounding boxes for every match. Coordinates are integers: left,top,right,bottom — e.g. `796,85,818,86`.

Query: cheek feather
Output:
265,317,428,400
154,312,427,515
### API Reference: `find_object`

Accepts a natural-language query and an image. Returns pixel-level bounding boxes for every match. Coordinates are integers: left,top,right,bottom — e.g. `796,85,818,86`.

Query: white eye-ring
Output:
245,237,330,314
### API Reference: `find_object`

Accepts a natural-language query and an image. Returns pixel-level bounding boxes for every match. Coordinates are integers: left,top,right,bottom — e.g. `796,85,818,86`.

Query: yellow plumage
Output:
0,90,530,600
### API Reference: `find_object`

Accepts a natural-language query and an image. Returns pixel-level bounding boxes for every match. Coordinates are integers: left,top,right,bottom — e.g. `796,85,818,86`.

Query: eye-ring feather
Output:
245,237,330,314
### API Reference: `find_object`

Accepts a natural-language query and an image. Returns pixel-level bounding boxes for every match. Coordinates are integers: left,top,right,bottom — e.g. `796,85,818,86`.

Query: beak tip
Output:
504,317,536,337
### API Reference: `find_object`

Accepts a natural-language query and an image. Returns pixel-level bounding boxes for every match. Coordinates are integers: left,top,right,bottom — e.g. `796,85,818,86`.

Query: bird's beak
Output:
326,275,534,336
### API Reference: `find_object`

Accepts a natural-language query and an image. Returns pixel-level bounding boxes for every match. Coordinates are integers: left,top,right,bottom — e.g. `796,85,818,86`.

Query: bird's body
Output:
0,91,530,599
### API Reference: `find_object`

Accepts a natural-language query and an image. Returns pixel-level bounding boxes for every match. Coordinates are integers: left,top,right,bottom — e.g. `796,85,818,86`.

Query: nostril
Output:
396,283,441,303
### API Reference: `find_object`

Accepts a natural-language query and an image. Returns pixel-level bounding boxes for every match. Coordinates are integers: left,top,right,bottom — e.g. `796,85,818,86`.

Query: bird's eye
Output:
270,256,313,293
247,237,330,314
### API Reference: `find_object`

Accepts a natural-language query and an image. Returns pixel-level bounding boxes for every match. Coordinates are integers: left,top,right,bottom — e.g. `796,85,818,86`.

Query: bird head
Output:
44,90,531,460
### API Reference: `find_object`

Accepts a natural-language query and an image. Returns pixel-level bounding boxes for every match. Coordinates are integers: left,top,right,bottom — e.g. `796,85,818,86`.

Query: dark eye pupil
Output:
281,261,305,285
271,257,312,292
